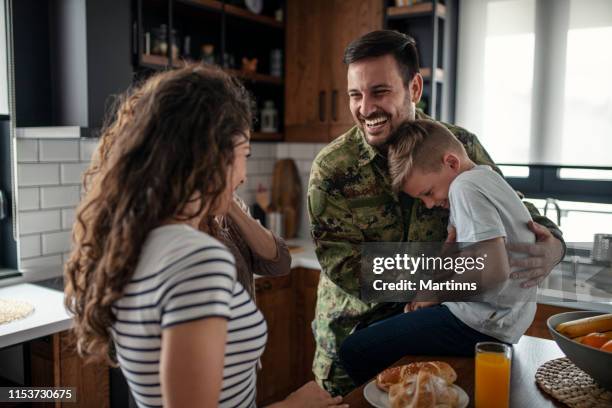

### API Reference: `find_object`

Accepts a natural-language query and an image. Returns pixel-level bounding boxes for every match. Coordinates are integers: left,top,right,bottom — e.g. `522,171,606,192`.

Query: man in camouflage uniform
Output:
308,30,565,396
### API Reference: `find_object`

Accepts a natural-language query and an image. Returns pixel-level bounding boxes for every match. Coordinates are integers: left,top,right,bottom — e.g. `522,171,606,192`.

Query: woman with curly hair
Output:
64,64,345,408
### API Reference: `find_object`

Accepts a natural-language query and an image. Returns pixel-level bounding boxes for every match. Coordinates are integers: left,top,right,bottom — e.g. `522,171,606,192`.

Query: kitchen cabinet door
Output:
327,0,384,140
255,275,296,406
284,0,331,142
294,268,320,386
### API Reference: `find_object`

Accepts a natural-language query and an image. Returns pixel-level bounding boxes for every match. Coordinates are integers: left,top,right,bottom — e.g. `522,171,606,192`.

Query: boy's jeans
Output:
338,305,502,386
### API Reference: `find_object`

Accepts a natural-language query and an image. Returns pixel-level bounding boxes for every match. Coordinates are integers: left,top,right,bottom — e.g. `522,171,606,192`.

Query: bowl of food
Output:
547,311,612,389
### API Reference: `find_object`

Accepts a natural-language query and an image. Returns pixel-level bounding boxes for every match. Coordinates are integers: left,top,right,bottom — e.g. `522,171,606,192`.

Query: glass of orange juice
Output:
475,342,512,408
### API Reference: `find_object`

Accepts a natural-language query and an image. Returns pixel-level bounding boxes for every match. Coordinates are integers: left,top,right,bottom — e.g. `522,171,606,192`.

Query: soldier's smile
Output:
364,115,389,135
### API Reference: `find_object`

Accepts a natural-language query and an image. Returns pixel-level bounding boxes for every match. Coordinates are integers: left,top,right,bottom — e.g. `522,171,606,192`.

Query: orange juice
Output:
475,351,511,408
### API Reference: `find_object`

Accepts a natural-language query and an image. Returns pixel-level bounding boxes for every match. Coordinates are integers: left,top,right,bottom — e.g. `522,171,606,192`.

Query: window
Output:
456,0,612,241
457,0,612,167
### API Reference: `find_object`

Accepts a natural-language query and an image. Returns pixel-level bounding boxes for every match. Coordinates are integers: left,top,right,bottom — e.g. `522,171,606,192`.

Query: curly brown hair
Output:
64,63,253,363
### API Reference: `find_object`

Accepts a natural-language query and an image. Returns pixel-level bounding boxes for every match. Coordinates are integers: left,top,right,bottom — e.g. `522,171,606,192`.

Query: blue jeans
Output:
338,305,500,386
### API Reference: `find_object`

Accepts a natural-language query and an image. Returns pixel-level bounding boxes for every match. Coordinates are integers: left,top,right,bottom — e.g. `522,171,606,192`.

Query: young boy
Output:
338,119,536,385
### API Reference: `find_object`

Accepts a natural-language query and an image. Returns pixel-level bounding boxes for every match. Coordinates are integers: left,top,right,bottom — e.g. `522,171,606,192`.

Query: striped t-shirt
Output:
111,224,267,408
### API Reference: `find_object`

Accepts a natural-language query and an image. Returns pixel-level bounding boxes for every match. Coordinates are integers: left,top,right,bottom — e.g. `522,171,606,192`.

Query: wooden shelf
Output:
387,2,446,19
420,67,444,82
180,0,284,29
251,132,283,142
225,68,283,85
140,55,284,85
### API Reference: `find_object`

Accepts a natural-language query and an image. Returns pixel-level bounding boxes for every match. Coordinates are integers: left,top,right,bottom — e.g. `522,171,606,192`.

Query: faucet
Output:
543,197,561,227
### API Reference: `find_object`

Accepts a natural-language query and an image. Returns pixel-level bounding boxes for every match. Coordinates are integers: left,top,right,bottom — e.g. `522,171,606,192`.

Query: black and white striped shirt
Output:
111,224,267,408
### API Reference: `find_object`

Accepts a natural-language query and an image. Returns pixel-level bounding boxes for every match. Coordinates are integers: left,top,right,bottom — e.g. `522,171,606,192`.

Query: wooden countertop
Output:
344,335,565,407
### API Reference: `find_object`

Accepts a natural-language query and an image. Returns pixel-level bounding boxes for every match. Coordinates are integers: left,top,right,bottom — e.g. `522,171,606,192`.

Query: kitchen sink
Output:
540,258,612,300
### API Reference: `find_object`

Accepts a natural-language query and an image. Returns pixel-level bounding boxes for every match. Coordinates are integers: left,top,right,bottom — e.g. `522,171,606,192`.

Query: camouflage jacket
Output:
307,111,563,391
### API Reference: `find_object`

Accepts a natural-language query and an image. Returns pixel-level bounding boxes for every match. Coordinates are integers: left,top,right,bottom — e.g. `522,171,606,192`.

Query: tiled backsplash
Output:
15,138,326,271
16,138,98,270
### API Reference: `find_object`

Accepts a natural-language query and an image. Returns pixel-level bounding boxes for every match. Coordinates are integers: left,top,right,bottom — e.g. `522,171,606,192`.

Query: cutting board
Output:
271,159,301,238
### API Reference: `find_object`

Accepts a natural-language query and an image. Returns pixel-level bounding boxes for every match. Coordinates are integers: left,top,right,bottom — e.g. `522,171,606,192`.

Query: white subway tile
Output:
288,143,315,159
20,255,63,269
18,188,40,211
16,139,39,162
19,235,41,258
247,160,260,175
60,163,89,184
276,143,289,158
297,160,313,174
258,159,275,175
18,163,60,186
39,140,80,162
42,231,72,255
61,208,76,230
19,210,61,234
41,186,80,209
251,143,274,159
80,139,99,162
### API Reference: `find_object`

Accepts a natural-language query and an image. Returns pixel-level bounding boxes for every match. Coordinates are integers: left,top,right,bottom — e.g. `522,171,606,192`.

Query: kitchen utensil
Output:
363,379,469,408
270,159,301,238
592,234,612,264
547,311,612,390
266,211,284,238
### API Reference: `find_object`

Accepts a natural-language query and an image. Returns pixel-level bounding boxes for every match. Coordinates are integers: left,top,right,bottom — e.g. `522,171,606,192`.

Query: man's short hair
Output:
343,30,420,86
387,120,466,192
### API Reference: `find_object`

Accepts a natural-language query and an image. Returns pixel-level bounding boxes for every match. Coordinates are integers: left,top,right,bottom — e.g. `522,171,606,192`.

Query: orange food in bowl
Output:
601,340,612,353
581,333,610,348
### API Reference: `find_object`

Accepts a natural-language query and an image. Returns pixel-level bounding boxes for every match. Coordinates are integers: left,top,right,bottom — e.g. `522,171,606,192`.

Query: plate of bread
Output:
364,361,469,408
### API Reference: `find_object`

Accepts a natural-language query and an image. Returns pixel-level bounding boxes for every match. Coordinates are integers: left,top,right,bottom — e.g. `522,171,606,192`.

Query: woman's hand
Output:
269,381,348,408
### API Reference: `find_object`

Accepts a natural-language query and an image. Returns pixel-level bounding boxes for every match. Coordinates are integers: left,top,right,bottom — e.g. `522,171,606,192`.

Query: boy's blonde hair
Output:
388,119,466,192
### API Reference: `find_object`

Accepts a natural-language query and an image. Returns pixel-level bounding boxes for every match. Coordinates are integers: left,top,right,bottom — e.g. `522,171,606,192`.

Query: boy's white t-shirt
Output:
444,165,536,343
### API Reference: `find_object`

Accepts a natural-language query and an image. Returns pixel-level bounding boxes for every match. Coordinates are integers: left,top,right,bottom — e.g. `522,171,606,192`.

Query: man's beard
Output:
358,98,415,148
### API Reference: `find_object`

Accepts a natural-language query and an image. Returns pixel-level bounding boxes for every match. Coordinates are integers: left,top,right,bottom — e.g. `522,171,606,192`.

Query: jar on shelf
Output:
260,101,278,133
151,24,180,59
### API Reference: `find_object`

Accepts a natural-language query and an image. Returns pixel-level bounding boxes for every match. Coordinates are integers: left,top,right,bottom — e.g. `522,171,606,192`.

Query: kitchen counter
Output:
1,239,610,350
0,283,72,349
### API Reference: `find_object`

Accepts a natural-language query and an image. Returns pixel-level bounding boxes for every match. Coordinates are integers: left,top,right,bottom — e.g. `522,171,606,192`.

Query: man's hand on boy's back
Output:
448,221,563,289
507,220,565,288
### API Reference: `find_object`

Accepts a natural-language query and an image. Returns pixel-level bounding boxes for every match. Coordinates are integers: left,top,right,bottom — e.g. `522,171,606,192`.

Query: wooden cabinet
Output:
29,331,109,408
255,274,295,406
255,268,321,406
285,0,383,142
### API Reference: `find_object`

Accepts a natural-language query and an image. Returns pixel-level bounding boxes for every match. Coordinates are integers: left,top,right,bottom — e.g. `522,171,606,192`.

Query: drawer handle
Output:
319,91,326,122
331,89,338,121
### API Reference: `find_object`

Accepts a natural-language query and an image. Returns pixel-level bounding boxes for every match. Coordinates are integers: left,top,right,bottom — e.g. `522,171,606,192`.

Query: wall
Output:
15,138,325,273
16,137,97,270
13,137,612,275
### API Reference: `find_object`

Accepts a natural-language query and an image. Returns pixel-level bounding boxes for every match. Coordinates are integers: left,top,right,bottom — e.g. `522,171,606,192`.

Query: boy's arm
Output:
460,130,565,270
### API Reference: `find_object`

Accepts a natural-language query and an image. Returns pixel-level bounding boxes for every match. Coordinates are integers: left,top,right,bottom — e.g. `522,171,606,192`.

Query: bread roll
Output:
376,361,457,391
389,370,459,408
